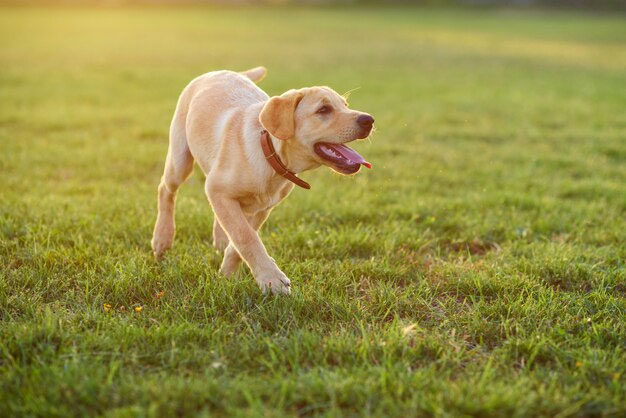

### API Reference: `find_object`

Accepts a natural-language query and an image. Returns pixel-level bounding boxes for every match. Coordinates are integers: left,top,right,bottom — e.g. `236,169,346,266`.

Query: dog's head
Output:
259,86,374,174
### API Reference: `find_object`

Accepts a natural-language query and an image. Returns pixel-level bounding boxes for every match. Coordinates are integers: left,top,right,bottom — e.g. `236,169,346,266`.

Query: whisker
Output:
342,86,361,101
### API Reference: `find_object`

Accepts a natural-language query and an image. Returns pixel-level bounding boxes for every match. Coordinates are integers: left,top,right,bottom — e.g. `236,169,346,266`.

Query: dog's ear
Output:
259,89,305,140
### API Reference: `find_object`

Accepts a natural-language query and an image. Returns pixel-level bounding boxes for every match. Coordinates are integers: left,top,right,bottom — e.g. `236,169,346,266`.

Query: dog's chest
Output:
240,183,293,215
240,194,279,215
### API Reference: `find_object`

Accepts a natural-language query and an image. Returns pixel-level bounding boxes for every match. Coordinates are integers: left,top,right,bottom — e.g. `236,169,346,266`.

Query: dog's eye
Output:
316,105,332,114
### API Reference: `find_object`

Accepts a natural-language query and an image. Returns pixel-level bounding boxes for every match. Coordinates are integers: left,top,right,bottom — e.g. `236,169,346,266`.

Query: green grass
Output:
1,5,625,417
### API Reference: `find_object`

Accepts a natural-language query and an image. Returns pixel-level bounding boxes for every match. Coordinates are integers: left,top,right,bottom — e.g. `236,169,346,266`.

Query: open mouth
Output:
314,142,372,175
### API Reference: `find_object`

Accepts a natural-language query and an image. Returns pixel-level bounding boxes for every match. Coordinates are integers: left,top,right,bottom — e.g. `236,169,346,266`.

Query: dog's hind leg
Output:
151,115,194,260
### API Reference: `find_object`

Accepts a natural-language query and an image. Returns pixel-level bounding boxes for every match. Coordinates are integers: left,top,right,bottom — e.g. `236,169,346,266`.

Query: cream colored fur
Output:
151,67,373,294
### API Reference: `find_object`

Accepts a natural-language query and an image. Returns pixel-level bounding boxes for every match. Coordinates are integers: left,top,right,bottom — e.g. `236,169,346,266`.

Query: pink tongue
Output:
321,143,372,168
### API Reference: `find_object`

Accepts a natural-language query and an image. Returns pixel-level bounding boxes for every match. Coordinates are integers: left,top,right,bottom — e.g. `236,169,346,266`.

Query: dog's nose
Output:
357,114,374,128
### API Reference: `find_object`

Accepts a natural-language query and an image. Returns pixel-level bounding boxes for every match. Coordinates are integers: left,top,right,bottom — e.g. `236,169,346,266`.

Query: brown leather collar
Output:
260,130,311,190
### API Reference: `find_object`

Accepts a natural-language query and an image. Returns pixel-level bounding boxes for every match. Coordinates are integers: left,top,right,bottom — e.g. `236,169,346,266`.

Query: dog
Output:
151,67,374,294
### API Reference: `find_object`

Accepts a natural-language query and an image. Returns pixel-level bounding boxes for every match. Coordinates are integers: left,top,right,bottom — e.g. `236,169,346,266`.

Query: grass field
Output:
1,5,625,416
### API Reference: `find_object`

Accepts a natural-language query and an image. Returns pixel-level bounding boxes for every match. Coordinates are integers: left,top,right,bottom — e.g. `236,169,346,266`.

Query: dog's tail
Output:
240,66,267,83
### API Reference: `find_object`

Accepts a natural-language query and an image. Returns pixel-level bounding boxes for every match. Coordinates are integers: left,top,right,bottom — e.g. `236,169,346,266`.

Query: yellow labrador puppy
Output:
151,67,374,294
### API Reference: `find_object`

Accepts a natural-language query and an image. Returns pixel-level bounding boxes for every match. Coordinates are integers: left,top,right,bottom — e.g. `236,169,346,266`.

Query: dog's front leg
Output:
206,184,290,294
212,219,229,252
220,209,271,277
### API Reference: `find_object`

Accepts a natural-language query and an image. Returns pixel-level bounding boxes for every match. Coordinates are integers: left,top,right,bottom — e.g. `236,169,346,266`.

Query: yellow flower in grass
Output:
103,303,112,312
134,306,143,313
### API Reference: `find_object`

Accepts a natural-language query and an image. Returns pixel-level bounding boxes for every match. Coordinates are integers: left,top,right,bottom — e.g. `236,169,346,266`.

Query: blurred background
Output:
2,0,625,9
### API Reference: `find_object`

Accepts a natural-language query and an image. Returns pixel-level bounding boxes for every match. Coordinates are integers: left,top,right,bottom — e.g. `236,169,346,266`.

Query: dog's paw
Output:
151,240,170,261
151,231,173,261
258,270,291,295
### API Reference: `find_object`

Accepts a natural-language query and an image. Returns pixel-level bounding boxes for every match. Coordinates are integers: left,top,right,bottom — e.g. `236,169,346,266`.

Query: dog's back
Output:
172,69,267,175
